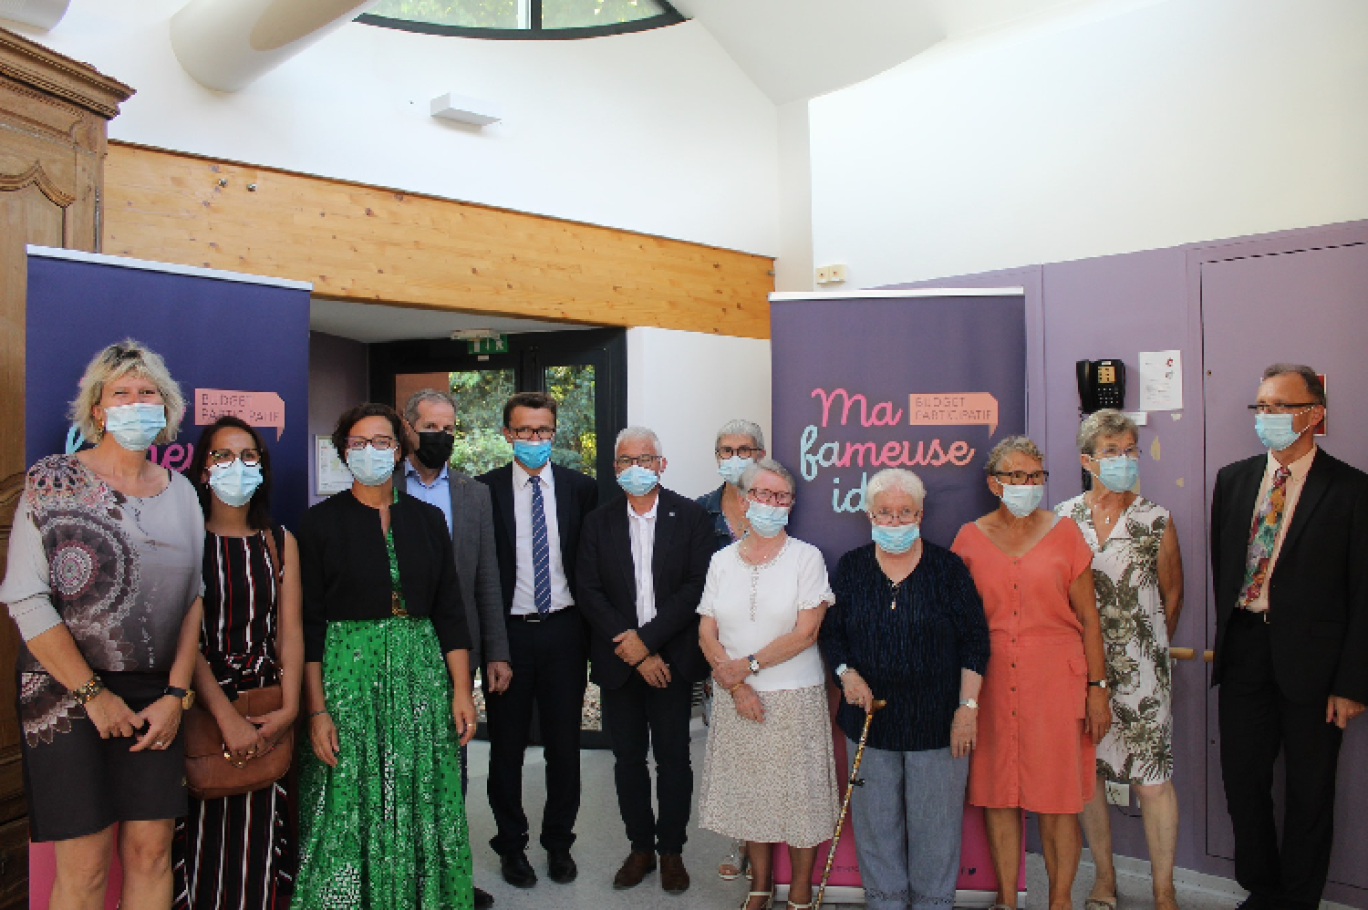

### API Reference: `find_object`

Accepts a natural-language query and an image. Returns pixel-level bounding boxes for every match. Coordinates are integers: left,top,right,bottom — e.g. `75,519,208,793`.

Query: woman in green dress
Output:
296,402,478,909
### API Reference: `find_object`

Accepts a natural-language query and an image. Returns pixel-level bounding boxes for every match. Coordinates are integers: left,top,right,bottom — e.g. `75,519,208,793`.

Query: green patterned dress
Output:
295,513,473,909
1055,494,1174,785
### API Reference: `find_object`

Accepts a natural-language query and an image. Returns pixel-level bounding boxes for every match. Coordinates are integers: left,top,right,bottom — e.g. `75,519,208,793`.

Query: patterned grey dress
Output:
0,455,203,841
1055,494,1173,785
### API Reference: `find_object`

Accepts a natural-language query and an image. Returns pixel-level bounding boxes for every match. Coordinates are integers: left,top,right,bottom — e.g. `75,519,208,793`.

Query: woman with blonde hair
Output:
0,340,206,909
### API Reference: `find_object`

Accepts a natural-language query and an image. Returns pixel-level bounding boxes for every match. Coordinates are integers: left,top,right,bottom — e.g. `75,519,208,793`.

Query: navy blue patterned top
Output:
821,541,990,752
696,484,739,553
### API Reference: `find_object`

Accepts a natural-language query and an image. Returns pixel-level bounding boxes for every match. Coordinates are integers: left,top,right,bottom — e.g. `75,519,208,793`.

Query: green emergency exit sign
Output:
467,335,508,354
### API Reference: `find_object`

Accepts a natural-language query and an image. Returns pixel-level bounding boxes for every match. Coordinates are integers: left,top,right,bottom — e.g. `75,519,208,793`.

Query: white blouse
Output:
697,537,834,692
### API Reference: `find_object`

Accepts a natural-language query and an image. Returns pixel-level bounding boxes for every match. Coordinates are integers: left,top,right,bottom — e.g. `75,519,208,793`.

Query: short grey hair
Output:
984,435,1043,475
1077,409,1138,455
70,339,185,444
715,419,766,452
403,388,458,425
739,457,795,496
1261,363,1326,406
615,426,662,455
865,468,926,509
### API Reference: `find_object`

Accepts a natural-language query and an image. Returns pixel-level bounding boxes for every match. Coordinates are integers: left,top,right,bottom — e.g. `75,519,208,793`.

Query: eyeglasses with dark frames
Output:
508,426,556,441
614,454,662,469
345,435,397,451
207,448,262,468
992,470,1049,485
1246,402,1318,415
715,445,762,459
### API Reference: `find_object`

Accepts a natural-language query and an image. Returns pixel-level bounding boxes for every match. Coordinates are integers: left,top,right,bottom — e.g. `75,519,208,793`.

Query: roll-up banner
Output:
768,289,1028,906
24,247,311,907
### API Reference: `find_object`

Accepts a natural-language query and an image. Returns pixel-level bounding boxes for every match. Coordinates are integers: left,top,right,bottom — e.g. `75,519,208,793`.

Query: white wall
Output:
20,0,780,255
626,328,771,500
774,99,814,293
809,0,1368,287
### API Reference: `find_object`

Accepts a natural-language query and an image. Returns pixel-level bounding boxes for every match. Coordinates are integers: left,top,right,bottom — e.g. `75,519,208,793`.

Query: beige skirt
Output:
698,683,839,848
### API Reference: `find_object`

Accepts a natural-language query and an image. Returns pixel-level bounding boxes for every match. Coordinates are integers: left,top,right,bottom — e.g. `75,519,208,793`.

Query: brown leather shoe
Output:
660,853,690,894
613,850,657,890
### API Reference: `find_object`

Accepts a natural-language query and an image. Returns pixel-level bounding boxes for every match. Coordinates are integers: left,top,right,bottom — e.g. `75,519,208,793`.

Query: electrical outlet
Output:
815,266,832,284
1104,781,1130,806
829,264,847,282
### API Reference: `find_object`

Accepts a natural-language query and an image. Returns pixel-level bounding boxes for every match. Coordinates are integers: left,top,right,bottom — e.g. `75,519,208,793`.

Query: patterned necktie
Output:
1239,465,1292,608
530,475,552,615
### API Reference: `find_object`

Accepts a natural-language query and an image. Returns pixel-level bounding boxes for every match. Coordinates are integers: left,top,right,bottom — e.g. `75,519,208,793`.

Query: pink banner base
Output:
30,833,124,909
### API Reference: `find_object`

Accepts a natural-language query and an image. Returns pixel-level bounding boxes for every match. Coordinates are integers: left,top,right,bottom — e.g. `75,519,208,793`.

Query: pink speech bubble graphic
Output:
196,389,286,440
908,393,999,437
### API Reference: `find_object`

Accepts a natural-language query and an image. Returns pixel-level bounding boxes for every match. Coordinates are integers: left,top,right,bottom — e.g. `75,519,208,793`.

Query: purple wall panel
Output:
308,331,370,506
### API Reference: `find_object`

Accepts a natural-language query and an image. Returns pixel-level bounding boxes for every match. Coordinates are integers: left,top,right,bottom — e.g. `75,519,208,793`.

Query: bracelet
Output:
728,682,744,693
71,674,105,706
308,709,330,719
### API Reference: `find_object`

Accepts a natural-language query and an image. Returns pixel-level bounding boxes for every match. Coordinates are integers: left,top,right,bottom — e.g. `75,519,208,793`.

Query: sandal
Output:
786,901,813,909
718,843,751,880
739,891,773,910
1085,899,1119,910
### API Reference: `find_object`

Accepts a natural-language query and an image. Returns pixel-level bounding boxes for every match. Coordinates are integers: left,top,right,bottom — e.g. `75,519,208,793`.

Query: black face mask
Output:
414,431,455,469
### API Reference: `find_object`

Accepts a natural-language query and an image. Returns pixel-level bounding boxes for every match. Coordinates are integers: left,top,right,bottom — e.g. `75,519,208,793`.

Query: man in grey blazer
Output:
399,388,509,910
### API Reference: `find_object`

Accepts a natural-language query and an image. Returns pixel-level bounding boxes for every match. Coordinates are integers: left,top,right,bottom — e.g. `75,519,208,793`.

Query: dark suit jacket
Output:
1211,449,1368,705
476,462,600,615
396,463,508,670
577,488,713,689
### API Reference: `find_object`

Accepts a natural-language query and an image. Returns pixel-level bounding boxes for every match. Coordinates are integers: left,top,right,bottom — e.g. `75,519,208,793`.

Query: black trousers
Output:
1218,609,1344,910
599,671,695,855
485,607,587,856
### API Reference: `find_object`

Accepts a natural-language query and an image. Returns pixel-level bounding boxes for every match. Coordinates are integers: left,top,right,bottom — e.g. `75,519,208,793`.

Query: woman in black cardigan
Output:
819,467,990,910
295,402,478,909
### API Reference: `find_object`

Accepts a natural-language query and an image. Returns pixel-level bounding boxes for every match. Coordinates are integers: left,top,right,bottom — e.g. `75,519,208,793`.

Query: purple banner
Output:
25,251,311,530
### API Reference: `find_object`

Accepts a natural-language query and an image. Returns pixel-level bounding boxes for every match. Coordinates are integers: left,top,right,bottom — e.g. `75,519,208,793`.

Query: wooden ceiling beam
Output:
104,142,775,338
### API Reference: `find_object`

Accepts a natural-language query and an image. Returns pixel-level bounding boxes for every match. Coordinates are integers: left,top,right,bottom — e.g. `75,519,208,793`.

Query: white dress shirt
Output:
627,497,659,626
511,461,574,616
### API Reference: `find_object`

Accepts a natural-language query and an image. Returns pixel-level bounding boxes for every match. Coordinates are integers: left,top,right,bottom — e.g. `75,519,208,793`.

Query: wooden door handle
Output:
1204,649,1214,663
1169,647,1195,660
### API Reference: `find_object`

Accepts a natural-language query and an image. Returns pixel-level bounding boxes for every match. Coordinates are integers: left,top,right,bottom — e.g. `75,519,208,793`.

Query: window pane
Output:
368,0,524,29
545,364,596,478
448,369,517,477
542,0,668,29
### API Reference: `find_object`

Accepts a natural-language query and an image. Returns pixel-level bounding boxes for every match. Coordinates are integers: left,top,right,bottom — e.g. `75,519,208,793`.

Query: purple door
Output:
1199,237,1368,901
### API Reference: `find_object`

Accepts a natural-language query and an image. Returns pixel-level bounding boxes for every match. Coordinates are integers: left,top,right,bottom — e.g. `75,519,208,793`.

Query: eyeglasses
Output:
508,426,556,441
992,470,1049,485
1090,445,1140,459
747,488,794,507
716,445,762,459
1247,402,1318,415
345,435,397,451
614,454,662,469
207,448,262,468
871,507,920,527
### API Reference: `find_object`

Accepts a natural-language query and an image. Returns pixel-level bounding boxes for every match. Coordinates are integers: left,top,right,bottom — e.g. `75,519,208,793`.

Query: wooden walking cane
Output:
814,698,887,910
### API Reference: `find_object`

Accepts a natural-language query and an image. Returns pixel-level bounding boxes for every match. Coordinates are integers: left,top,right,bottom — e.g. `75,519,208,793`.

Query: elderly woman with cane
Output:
820,468,991,910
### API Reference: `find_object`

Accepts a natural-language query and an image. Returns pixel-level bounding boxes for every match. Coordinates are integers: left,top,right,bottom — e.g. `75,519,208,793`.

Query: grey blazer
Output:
397,462,509,671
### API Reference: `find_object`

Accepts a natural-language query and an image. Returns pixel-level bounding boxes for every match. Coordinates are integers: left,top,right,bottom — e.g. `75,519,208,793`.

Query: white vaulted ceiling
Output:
672,0,1086,105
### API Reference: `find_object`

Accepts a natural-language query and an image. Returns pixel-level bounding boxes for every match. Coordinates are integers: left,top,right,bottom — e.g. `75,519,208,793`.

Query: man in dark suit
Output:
397,388,508,908
1211,363,1368,910
477,391,599,890
577,426,713,895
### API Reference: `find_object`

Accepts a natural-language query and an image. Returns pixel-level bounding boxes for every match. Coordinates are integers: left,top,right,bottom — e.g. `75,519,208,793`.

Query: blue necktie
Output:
530,475,551,615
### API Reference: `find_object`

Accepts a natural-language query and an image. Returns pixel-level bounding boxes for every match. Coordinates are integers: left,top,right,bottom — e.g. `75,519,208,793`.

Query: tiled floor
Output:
463,721,1249,910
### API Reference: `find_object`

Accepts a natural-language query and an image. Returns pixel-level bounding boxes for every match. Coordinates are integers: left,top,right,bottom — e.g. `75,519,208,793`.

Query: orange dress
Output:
951,517,1096,814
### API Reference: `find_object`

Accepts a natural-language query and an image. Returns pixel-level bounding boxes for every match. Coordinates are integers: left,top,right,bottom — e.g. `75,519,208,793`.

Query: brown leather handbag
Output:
184,527,294,800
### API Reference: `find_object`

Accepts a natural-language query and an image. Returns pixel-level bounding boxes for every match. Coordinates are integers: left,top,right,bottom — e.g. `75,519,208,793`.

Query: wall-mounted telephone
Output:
1077,359,1126,414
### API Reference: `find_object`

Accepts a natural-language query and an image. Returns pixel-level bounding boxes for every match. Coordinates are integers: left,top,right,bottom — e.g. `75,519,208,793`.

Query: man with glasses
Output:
1211,363,1368,910
577,427,714,895
396,389,508,909
477,392,599,891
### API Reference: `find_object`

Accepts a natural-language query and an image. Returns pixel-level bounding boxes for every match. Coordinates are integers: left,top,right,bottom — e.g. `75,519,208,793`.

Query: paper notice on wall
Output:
1139,350,1183,411
316,435,353,495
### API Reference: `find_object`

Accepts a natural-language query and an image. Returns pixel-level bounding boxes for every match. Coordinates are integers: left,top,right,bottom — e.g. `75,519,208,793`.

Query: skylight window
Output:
361,0,684,39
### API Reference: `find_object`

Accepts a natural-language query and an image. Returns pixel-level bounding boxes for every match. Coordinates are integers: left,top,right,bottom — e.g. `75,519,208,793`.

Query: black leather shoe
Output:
500,852,537,889
473,884,495,908
547,848,578,884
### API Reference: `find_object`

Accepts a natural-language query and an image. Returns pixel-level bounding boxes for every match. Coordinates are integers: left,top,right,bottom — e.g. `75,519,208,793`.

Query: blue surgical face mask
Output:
871,521,920,554
209,460,264,507
1094,455,1139,493
346,445,397,486
1255,412,1306,452
1000,483,1044,518
102,402,166,452
513,439,552,470
616,464,659,497
746,501,790,538
717,456,753,486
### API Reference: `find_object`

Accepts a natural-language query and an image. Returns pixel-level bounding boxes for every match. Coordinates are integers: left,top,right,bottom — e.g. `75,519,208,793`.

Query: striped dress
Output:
173,529,295,909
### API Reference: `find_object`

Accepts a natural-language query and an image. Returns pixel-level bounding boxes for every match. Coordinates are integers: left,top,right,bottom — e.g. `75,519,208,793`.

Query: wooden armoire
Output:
0,24,132,907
